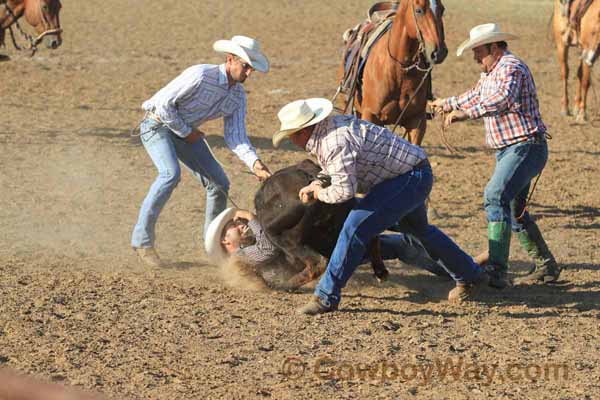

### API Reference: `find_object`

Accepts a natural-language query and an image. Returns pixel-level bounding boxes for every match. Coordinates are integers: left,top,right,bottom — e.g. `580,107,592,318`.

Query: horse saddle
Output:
336,2,399,112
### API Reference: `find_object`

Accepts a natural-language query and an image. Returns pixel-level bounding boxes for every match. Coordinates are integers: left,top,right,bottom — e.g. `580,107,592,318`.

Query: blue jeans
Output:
376,234,450,278
314,163,484,308
131,118,229,248
484,139,548,232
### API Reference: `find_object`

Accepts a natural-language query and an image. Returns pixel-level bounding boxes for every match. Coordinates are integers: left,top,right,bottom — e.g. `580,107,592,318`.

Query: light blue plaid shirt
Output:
142,64,259,169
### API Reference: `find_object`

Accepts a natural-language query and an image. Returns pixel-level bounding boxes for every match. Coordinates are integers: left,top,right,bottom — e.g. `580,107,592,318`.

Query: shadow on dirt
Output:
332,260,600,314
158,260,212,271
527,203,600,224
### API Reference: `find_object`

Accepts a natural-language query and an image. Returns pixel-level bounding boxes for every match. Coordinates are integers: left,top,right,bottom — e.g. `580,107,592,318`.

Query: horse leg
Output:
554,18,571,116
574,62,586,123
0,29,9,62
369,236,389,282
360,110,383,125
575,61,591,124
405,118,427,146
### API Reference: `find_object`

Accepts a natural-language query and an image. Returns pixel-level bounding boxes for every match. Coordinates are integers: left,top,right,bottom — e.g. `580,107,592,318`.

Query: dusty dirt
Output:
1,0,599,399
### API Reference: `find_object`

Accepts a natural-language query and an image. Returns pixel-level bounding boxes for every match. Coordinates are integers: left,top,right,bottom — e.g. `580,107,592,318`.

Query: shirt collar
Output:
304,119,327,153
484,50,509,76
218,64,229,86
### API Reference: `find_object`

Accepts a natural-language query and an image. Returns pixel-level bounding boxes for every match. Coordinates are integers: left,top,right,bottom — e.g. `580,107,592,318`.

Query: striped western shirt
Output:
305,115,427,204
236,219,279,266
442,51,547,149
142,64,259,169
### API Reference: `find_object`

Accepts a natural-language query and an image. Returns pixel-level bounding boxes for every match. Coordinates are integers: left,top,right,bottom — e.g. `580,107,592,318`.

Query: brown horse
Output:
340,0,447,145
0,0,62,56
553,0,600,123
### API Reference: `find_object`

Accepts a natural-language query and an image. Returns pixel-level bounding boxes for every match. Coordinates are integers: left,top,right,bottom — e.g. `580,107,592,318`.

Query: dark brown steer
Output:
254,159,388,289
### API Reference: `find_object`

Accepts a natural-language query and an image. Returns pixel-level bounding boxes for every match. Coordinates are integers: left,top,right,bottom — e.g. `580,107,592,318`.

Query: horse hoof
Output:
559,110,571,117
574,114,588,125
0,54,10,62
375,268,389,283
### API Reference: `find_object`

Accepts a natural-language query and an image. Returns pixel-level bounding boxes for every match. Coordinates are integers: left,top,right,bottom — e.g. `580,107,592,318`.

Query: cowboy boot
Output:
485,221,512,289
448,272,490,303
297,296,337,315
514,222,561,284
134,247,163,268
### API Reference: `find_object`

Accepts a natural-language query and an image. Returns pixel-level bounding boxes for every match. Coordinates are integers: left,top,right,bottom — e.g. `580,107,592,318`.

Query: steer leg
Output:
267,231,326,290
284,255,328,289
369,236,389,282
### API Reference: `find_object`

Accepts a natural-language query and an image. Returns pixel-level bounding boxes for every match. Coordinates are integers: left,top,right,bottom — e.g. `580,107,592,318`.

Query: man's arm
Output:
223,92,271,180
237,218,279,265
300,144,358,204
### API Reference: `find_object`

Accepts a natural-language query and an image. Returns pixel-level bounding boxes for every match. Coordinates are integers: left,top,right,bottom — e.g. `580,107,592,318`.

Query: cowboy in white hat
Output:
131,35,272,267
204,207,279,266
429,23,560,287
273,99,490,315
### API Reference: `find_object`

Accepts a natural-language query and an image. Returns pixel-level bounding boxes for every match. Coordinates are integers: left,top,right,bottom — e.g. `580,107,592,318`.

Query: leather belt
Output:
145,111,162,124
525,134,546,144
414,158,430,169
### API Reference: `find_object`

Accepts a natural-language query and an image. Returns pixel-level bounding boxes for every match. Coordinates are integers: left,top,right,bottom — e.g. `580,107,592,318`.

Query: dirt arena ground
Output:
1,0,599,398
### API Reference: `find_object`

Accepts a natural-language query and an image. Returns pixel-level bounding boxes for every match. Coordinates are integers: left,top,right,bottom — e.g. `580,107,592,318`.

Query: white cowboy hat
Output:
272,98,333,148
205,207,237,264
213,35,270,73
456,23,518,57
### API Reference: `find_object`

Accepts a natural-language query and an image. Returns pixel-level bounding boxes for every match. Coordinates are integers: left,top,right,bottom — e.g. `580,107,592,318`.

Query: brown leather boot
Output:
297,296,336,315
448,272,490,303
134,247,163,268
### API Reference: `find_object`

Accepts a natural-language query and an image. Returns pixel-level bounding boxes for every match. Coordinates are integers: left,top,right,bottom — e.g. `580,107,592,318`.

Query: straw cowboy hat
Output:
205,207,237,264
272,98,333,148
456,23,518,57
213,35,270,73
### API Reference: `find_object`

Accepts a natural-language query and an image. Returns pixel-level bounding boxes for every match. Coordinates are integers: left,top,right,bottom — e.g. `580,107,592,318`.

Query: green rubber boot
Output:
514,222,561,284
486,221,512,289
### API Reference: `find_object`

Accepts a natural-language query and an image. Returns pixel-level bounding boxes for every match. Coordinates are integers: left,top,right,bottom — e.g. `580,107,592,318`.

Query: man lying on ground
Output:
205,207,451,289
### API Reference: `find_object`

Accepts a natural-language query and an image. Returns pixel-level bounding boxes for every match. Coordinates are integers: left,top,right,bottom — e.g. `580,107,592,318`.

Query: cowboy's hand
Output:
428,98,447,114
443,110,468,129
234,209,255,222
253,160,272,181
184,129,205,144
299,181,322,204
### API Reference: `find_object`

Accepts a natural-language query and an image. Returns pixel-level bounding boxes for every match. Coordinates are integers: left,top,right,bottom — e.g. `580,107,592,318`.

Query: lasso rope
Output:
436,109,461,154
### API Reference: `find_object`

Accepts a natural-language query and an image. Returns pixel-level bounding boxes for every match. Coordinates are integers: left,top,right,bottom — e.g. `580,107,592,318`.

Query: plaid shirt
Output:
235,219,279,266
305,115,427,204
143,64,259,169
442,51,547,149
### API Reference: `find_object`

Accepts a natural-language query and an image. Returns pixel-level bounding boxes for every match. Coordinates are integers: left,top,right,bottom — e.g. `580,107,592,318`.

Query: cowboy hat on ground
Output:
456,23,518,56
213,35,270,73
272,98,333,148
205,207,237,263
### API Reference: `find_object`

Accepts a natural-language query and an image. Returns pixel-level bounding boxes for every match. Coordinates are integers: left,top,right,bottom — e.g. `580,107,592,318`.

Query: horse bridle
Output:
0,0,62,55
386,0,433,72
